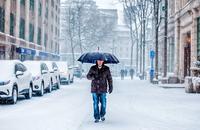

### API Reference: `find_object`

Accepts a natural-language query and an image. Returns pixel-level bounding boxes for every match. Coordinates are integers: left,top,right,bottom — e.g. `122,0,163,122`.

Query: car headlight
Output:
0,80,11,86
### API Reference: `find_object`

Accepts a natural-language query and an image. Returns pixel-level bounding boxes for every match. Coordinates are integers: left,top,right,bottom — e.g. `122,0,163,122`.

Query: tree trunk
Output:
154,0,159,80
130,15,134,69
163,0,168,77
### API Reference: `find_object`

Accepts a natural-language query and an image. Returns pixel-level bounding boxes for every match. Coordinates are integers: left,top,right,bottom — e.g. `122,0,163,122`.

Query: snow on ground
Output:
0,77,200,130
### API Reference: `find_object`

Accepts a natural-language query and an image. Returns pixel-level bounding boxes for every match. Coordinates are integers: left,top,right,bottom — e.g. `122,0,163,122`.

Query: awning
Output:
39,51,49,57
16,47,36,56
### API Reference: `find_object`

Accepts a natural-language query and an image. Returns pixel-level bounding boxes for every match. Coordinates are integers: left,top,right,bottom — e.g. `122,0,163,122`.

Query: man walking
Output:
87,60,113,123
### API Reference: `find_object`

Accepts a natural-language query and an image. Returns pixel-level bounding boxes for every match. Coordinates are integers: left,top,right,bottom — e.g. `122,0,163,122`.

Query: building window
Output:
197,17,200,60
37,28,41,45
45,1,48,19
0,7,5,33
29,23,34,42
19,18,25,39
44,34,47,48
30,0,34,11
20,0,25,6
10,13,15,36
39,2,42,16
51,0,54,7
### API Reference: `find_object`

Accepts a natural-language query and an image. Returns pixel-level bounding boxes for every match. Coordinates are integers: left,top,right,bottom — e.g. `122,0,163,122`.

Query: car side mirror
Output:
42,70,48,74
16,71,24,77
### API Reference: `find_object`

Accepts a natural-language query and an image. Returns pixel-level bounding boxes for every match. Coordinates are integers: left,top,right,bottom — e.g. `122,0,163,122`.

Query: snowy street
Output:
0,78,200,130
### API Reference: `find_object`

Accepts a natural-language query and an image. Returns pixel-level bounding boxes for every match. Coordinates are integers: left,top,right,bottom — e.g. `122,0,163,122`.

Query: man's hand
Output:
109,88,113,94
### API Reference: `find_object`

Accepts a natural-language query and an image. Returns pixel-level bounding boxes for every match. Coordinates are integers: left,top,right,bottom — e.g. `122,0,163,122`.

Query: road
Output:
0,77,200,130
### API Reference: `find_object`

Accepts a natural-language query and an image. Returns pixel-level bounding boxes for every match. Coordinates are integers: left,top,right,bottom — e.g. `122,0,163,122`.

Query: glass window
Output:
10,13,15,36
39,2,42,16
44,34,47,47
20,0,25,6
30,0,34,11
51,0,54,7
19,18,25,39
37,28,41,45
0,6,5,33
29,23,34,42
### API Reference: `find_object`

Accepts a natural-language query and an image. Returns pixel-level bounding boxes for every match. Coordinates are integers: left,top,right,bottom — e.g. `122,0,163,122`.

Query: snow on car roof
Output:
0,60,21,77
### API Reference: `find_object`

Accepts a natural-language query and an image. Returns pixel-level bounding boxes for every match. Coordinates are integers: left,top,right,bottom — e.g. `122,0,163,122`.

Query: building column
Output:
25,0,30,46
4,0,11,60
191,9,198,66
174,18,180,77
4,0,10,34
34,0,38,46
15,0,20,39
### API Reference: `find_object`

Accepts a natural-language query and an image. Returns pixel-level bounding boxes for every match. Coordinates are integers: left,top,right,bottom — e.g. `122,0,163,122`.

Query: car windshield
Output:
45,62,53,71
57,63,68,72
24,62,40,75
0,61,14,78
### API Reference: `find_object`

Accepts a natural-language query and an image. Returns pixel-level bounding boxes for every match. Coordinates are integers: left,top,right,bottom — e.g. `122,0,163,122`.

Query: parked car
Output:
73,67,82,78
45,61,60,89
23,61,51,96
0,60,33,104
56,61,73,84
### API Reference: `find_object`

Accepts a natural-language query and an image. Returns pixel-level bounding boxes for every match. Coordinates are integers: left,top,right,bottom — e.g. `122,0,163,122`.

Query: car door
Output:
21,63,30,89
41,63,49,89
15,63,25,92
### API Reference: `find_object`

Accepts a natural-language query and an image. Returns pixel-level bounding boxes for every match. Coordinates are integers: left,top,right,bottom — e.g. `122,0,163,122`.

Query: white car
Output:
23,61,51,96
0,60,33,104
56,61,73,85
45,61,60,89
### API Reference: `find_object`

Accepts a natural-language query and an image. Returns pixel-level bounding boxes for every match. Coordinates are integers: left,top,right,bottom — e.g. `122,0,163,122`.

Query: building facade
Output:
157,0,176,76
174,0,200,81
0,0,60,60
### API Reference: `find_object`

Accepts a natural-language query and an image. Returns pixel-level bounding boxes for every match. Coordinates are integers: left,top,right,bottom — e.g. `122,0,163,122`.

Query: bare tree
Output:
121,0,152,79
61,0,117,65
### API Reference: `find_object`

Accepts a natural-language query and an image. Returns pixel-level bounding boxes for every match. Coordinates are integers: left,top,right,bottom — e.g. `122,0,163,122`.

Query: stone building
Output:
0,0,60,60
174,0,200,81
157,0,176,75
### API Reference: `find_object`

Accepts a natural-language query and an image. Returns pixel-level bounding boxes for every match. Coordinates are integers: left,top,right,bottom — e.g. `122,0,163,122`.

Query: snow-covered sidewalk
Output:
0,78,200,130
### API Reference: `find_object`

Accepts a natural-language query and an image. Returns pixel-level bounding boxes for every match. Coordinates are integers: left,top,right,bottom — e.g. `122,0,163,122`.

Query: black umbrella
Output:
77,52,119,64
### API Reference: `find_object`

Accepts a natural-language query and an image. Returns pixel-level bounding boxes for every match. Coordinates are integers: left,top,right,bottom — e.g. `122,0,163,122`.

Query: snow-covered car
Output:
45,61,60,89
23,61,52,96
0,60,33,104
56,61,73,84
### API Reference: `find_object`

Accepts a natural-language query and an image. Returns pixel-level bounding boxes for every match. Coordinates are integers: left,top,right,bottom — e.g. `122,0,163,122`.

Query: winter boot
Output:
101,116,105,121
94,119,99,123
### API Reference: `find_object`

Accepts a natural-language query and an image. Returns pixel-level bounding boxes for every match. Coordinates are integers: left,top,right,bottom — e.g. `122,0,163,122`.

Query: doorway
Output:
184,32,191,77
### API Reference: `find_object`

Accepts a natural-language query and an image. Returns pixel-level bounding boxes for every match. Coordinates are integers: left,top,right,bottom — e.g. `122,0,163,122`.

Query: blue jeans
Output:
92,93,107,120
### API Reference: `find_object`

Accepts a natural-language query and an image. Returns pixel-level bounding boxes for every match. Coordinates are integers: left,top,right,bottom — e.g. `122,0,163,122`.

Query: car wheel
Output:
67,76,70,85
38,83,44,96
71,76,74,83
48,81,53,93
10,86,18,104
57,79,60,89
25,84,33,99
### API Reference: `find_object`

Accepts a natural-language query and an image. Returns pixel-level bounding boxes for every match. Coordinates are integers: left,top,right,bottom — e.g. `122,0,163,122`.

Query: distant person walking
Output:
120,69,125,80
130,69,134,80
87,60,113,123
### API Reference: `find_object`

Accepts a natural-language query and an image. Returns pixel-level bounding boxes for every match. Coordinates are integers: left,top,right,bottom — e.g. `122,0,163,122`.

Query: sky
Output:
60,0,124,25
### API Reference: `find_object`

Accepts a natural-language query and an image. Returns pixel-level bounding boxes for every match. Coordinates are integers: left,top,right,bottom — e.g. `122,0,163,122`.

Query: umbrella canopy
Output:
77,52,119,64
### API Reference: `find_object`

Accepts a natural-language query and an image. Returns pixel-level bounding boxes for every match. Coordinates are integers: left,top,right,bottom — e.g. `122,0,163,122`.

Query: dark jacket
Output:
87,64,113,93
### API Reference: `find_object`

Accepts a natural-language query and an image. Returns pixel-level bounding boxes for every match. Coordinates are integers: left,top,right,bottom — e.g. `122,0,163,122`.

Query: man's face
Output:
97,60,104,66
